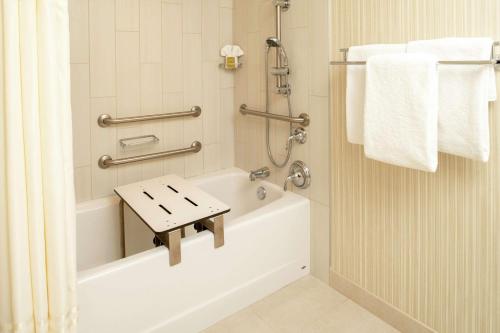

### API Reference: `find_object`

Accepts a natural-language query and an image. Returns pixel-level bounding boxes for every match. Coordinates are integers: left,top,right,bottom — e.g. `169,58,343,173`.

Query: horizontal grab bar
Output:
98,106,201,127
98,141,202,169
239,104,310,127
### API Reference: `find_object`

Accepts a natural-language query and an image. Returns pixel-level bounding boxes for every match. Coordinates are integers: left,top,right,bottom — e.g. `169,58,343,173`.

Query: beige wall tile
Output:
116,0,140,31
69,0,89,63
90,98,117,198
116,32,140,117
73,0,234,200
311,201,330,283
202,0,220,62
219,0,233,9
74,166,92,202
309,96,330,206
140,0,162,63
162,2,183,93
183,0,202,34
89,0,115,97
202,62,220,145
71,64,91,168
220,87,235,168
163,93,185,176
309,0,329,97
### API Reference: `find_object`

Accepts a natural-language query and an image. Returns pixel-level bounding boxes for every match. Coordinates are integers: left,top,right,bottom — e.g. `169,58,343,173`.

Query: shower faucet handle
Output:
283,161,311,191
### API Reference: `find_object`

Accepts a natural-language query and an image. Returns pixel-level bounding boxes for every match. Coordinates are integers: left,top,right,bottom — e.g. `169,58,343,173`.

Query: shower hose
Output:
265,44,294,168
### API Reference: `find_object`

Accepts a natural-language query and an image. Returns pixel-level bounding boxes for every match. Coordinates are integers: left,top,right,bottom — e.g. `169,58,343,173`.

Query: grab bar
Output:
98,106,202,127
98,141,202,169
239,104,310,126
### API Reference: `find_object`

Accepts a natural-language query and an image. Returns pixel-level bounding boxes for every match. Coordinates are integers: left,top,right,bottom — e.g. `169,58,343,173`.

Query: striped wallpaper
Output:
330,1,500,332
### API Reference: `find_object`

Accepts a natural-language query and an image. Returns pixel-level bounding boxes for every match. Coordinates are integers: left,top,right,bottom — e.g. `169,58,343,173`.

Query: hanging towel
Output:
364,53,439,172
346,44,407,144
408,38,495,161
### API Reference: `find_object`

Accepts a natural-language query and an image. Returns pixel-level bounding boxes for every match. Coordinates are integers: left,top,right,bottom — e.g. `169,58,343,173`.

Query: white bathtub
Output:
76,168,310,333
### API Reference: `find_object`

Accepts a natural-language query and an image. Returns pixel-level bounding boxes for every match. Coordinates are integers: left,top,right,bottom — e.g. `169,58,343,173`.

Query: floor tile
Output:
202,276,399,333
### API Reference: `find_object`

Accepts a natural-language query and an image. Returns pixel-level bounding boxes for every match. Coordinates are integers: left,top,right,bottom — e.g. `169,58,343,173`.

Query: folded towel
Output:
364,53,439,172
408,38,495,161
346,44,407,144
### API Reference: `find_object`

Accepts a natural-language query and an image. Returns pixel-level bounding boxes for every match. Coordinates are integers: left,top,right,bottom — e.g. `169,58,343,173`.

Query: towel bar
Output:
98,141,202,169
98,106,201,127
331,41,500,70
239,104,310,126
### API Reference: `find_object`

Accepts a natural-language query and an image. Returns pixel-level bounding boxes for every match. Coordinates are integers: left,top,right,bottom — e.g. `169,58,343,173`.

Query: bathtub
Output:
76,168,310,333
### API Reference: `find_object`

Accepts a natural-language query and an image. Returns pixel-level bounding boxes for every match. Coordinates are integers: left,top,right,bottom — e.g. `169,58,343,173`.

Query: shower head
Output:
266,37,282,48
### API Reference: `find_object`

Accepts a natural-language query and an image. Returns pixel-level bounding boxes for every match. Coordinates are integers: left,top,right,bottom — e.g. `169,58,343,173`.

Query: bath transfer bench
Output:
114,175,230,266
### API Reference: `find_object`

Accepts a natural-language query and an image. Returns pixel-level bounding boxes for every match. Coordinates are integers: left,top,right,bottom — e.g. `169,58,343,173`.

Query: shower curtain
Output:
0,1,77,332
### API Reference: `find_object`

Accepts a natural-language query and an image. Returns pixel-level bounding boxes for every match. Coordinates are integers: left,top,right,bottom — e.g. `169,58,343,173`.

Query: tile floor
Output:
203,276,400,333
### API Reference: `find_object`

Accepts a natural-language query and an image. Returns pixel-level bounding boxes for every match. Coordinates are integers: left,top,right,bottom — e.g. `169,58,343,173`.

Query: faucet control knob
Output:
291,127,307,144
284,161,311,191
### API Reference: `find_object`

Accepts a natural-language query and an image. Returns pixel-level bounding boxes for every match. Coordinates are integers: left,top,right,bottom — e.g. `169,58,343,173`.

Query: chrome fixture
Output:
290,128,307,145
119,134,159,150
98,106,201,127
99,141,202,169
283,161,311,191
273,0,290,11
264,0,301,168
331,41,500,71
257,186,267,200
249,167,271,181
240,104,310,126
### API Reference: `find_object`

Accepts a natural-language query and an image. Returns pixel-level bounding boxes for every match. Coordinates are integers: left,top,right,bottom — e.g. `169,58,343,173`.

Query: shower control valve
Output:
290,127,307,144
284,161,311,191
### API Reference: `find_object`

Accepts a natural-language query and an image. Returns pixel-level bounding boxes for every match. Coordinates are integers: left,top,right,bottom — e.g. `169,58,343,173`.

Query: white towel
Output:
408,38,495,161
346,44,407,144
364,53,439,172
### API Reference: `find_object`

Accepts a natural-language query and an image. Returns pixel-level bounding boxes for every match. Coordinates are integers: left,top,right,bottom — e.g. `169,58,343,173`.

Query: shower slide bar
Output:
98,106,202,127
98,141,202,169
331,41,500,70
239,104,310,127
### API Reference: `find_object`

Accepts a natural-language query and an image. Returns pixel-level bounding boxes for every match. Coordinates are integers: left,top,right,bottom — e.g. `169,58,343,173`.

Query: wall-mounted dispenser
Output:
220,45,244,70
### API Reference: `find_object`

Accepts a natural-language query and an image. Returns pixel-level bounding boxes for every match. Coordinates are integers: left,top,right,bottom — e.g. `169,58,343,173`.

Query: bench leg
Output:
201,215,224,248
164,229,182,266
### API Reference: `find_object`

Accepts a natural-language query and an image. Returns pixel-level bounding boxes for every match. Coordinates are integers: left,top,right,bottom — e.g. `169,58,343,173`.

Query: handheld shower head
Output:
266,37,281,48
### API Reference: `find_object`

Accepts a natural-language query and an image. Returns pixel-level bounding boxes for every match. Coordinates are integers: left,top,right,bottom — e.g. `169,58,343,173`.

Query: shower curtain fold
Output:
0,1,77,332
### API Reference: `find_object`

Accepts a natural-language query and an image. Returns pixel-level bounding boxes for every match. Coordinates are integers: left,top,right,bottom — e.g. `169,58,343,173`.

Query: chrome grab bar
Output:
98,141,202,169
239,104,310,126
98,106,202,127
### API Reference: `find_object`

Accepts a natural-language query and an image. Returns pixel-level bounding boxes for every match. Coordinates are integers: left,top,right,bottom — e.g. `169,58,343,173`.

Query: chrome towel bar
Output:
98,106,202,127
331,41,500,70
98,141,202,169
239,104,310,126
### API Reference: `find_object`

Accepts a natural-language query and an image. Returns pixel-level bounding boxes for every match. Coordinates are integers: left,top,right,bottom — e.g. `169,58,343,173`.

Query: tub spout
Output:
249,167,271,181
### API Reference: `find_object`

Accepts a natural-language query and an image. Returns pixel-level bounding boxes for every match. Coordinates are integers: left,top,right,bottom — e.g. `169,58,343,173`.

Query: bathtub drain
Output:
257,186,267,200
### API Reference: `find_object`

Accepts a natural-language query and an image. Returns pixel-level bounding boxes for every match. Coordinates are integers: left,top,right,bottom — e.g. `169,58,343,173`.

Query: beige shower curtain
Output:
0,1,77,332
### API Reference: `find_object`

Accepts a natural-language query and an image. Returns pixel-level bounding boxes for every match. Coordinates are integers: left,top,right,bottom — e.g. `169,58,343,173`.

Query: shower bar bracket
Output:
98,141,202,169
98,106,201,127
239,104,310,127
331,41,500,70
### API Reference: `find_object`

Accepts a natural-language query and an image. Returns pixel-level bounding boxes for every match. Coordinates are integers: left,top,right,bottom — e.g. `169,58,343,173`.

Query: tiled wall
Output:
233,0,331,283
70,0,235,202
331,1,500,332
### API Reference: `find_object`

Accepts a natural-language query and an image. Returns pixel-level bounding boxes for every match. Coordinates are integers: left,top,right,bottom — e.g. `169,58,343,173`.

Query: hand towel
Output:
364,53,439,172
408,38,495,161
346,44,407,144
